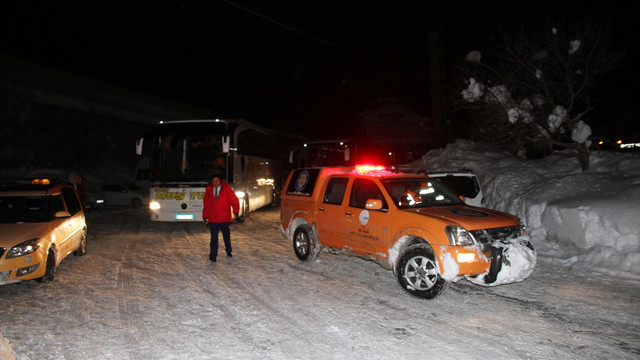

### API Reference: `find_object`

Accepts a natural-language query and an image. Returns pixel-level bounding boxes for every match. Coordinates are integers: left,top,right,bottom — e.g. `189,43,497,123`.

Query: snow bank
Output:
413,139,640,279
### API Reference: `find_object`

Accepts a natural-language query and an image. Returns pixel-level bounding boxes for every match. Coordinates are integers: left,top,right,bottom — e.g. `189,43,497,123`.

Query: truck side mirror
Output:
365,199,383,210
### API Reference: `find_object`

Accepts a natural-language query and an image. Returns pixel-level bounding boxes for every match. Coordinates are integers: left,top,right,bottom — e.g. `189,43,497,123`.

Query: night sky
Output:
1,1,637,138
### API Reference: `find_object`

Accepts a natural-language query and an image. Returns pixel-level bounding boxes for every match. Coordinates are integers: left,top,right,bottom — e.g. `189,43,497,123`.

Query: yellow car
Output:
280,165,536,299
0,179,87,285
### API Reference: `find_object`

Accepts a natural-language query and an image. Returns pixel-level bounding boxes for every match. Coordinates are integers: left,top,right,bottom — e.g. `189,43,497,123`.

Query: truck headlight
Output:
445,225,475,246
7,239,40,259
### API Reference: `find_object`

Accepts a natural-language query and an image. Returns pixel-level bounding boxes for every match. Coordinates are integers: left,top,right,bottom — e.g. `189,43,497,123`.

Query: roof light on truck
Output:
355,164,386,174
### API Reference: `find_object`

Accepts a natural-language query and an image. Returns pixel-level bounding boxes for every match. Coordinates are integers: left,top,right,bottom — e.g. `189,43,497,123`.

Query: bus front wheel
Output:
240,195,250,220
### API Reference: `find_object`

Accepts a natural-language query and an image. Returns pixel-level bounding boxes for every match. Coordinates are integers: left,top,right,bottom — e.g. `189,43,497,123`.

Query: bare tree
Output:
454,13,625,171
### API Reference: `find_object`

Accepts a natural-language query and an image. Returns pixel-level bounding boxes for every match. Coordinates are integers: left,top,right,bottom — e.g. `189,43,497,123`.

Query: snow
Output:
569,40,581,55
461,78,484,102
1,139,639,359
571,120,592,143
412,139,640,279
467,237,537,286
548,105,567,132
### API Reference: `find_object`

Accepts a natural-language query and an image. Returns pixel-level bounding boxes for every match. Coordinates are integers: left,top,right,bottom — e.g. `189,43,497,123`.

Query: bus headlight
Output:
149,201,161,211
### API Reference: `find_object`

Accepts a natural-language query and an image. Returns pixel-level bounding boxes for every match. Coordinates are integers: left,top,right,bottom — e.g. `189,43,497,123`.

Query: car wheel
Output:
131,198,142,208
38,249,57,283
74,228,87,256
293,225,320,261
396,244,447,299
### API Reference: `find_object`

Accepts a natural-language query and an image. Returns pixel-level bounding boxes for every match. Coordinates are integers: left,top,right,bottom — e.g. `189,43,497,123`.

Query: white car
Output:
425,170,485,207
99,184,148,208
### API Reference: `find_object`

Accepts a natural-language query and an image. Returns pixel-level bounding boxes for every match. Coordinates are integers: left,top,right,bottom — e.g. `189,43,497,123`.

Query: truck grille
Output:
470,225,521,244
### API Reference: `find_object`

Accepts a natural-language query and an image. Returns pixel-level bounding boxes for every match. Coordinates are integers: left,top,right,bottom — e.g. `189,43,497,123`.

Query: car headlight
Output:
149,201,161,210
445,225,475,246
6,238,40,259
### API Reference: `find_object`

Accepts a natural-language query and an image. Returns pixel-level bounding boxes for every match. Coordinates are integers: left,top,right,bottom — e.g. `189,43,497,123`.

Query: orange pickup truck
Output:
280,165,536,299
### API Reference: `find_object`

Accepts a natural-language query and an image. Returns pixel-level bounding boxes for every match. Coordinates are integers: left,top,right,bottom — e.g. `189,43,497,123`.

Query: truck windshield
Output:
381,178,464,209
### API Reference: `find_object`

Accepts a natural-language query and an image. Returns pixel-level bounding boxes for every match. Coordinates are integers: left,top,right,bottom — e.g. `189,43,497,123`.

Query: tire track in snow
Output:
158,223,285,357
178,209,360,357
114,217,181,358
115,229,153,355
185,224,333,357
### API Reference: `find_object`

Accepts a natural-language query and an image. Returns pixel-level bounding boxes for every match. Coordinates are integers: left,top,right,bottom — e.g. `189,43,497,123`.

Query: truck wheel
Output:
396,244,447,299
293,226,320,261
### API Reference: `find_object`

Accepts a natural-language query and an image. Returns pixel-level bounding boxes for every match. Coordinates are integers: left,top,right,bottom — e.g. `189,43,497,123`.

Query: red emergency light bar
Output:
355,164,387,173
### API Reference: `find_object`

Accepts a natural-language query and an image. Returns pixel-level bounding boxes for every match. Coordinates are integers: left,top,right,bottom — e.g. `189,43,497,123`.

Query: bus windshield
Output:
150,122,232,182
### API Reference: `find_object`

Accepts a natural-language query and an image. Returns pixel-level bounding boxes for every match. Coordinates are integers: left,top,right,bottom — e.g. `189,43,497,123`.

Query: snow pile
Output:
413,139,640,279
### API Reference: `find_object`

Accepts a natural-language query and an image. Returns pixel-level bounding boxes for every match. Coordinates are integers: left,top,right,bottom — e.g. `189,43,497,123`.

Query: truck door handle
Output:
318,207,325,212
345,211,353,216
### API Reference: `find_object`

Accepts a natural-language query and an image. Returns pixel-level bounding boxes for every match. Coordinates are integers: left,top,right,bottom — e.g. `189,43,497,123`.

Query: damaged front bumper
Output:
469,236,537,286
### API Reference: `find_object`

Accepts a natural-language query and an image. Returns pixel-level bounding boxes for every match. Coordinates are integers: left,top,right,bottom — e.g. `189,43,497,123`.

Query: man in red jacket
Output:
203,175,240,262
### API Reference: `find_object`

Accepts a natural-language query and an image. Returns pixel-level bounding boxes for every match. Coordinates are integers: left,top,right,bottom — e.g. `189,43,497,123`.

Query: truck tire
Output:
292,225,320,261
396,244,448,299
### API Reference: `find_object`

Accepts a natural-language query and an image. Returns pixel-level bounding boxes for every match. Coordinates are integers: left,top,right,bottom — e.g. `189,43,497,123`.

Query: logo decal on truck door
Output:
359,210,370,225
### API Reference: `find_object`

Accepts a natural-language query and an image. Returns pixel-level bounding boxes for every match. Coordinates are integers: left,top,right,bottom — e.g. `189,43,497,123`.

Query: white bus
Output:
136,119,280,222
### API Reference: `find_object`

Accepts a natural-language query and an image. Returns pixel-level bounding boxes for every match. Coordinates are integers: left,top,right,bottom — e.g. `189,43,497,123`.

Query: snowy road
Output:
1,207,639,360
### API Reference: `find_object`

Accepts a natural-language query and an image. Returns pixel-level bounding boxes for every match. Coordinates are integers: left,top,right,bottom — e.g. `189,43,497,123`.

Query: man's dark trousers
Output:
209,222,232,259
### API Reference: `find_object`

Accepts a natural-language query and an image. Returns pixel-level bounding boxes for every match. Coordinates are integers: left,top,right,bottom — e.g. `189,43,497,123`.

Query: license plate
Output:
175,214,194,220
0,270,10,282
